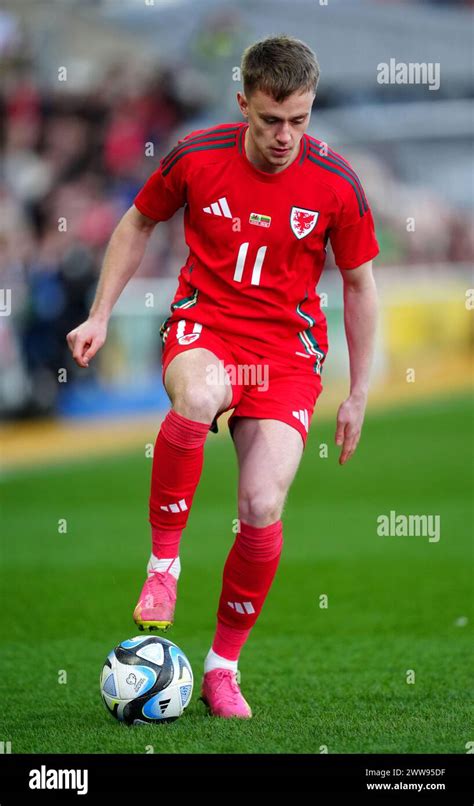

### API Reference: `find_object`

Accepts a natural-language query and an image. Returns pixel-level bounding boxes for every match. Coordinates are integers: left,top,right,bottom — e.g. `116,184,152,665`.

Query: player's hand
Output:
66,317,108,368
335,393,367,465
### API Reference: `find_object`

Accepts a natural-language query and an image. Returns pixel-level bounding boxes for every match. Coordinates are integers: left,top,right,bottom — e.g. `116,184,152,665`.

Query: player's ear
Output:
237,91,248,117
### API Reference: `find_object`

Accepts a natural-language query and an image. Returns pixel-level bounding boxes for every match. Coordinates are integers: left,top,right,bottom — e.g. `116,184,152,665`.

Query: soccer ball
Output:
100,635,193,725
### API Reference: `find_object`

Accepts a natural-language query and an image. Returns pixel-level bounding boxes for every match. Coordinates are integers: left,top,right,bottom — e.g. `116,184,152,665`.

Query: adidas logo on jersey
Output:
160,499,188,513
292,409,309,432
203,197,232,218
227,601,255,615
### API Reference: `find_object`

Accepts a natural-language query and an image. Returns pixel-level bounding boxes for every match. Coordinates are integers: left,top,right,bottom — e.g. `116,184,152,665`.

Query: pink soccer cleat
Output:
133,570,177,631
200,669,252,719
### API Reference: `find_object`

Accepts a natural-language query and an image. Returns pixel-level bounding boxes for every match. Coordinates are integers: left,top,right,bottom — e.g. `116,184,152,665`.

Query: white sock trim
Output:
204,648,238,674
147,554,181,580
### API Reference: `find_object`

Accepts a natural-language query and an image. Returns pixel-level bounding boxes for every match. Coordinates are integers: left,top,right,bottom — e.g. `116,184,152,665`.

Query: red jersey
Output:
134,122,379,373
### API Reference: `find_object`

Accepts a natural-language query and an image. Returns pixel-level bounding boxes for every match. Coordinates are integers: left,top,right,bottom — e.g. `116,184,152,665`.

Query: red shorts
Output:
161,319,323,446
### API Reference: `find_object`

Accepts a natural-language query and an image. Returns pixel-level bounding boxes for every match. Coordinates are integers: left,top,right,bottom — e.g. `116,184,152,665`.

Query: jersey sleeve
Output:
134,145,188,222
329,173,380,270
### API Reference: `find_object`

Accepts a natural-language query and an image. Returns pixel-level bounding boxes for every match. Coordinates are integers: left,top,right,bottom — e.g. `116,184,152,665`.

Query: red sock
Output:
149,410,210,556
151,528,182,560
212,520,283,661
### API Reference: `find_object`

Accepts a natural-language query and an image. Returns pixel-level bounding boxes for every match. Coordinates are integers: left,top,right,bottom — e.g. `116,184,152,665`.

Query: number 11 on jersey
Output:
233,242,268,286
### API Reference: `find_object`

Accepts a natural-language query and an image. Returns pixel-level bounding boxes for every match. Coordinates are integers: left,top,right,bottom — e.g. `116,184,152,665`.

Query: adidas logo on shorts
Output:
292,409,309,432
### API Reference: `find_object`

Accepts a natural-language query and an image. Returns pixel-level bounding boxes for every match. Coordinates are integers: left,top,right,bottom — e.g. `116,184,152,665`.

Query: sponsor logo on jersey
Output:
249,212,271,228
290,206,319,239
227,601,255,615
203,196,232,218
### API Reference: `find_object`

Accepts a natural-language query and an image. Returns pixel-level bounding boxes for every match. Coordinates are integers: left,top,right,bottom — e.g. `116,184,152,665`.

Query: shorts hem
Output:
227,411,310,448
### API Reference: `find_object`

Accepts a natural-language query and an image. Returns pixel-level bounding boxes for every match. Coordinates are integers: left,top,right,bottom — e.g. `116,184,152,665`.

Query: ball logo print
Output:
290,207,319,239
125,672,146,693
100,636,193,724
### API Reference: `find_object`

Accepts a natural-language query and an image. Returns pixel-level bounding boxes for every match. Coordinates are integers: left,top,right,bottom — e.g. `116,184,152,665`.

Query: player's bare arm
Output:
66,206,156,368
335,260,378,465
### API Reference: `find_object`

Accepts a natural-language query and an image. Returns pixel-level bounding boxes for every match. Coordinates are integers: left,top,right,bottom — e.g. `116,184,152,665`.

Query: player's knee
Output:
172,384,223,423
238,490,283,527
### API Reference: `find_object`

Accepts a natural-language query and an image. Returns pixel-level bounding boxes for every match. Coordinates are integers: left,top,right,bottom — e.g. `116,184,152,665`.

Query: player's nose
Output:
276,125,292,145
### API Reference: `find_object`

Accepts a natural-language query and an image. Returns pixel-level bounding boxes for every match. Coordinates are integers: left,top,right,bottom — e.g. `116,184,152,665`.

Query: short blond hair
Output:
241,35,320,102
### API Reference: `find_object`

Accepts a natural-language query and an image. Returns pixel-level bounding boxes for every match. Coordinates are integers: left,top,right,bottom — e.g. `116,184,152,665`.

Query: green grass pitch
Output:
1,392,472,754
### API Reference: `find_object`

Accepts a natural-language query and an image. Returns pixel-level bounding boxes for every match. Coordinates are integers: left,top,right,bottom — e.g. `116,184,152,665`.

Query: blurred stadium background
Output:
0,0,473,756
0,0,472,468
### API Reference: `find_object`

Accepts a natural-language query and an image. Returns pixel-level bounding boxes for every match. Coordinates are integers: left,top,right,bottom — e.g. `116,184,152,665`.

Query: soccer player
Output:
67,36,379,719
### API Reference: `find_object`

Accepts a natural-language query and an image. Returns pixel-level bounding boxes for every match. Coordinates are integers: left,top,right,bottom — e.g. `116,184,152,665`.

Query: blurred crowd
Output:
1,62,203,416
